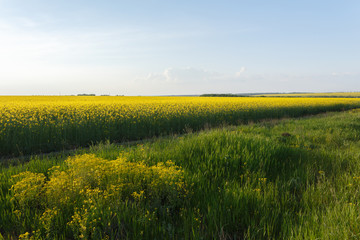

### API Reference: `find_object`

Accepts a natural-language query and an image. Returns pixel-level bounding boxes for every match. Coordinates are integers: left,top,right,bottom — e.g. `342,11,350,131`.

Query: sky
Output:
0,0,359,96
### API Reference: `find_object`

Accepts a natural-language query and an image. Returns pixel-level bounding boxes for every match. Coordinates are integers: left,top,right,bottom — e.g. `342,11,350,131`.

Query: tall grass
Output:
2,109,360,239
2,96,360,157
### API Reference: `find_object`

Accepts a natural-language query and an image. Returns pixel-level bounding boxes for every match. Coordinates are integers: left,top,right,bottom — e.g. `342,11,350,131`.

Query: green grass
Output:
2,109,360,239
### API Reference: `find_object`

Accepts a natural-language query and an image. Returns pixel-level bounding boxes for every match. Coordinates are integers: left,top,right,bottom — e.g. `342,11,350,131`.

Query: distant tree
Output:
77,94,96,96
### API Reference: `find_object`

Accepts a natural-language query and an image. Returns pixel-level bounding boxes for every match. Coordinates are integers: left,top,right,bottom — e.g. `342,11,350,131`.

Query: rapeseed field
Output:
2,96,360,156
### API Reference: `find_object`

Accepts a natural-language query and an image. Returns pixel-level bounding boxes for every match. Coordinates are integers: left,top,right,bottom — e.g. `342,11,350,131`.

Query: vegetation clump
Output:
10,154,187,239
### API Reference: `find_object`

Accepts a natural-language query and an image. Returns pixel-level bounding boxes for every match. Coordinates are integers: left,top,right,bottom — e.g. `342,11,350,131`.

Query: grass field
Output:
2,96,360,157
2,106,360,239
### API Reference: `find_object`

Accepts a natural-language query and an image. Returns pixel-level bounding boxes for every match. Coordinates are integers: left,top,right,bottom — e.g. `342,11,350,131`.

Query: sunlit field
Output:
255,92,360,97
2,96,360,157
2,109,360,239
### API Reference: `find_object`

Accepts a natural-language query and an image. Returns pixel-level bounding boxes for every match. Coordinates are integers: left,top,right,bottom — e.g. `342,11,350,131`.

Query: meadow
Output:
2,96,360,239
1,108,360,239
2,96,360,157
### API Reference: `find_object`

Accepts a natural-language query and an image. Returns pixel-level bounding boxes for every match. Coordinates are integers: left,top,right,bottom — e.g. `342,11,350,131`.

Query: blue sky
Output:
0,0,359,95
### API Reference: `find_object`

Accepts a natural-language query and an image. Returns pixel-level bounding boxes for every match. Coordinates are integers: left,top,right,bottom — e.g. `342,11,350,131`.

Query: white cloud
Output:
136,69,360,95
0,18,209,69
144,67,248,85
128,67,253,95
161,67,221,83
0,18,219,95
235,67,246,77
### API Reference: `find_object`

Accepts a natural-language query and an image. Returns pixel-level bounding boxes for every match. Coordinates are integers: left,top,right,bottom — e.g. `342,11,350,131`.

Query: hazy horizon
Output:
1,1,359,96
2,91,360,97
